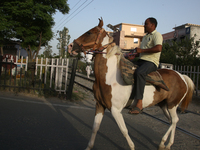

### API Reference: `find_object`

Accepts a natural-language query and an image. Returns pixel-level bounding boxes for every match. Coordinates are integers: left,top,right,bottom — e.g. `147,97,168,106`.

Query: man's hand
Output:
135,47,143,53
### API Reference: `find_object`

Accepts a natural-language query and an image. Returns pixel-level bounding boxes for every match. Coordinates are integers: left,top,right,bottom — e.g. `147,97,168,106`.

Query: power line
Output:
53,0,82,30
54,0,90,32
71,0,82,10
54,0,89,31
62,0,94,26
54,0,94,32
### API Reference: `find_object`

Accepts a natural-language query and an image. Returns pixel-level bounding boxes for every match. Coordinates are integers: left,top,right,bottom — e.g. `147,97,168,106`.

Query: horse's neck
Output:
101,35,110,49
101,34,121,58
94,48,123,85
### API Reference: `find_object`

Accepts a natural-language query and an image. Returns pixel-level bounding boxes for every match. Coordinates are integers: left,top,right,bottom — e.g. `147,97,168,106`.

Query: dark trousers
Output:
133,59,157,100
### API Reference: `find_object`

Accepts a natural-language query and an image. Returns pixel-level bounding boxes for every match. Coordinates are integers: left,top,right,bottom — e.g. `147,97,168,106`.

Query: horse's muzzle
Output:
68,42,79,56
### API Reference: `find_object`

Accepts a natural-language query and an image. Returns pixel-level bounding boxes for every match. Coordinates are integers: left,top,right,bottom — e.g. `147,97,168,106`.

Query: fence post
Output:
0,55,2,77
66,58,78,100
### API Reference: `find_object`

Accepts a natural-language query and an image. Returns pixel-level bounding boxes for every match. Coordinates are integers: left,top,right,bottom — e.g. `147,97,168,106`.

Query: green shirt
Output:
140,30,163,67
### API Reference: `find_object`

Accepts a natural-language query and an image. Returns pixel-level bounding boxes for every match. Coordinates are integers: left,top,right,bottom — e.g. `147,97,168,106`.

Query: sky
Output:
46,0,200,55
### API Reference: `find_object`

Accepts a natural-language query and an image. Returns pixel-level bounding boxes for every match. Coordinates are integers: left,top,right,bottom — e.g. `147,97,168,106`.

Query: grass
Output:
70,84,88,101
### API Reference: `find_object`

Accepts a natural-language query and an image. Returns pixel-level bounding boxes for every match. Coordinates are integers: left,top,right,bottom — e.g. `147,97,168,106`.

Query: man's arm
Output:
136,45,162,53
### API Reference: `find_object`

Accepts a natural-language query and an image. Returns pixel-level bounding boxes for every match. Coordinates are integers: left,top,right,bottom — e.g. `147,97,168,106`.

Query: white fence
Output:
35,57,69,94
1,56,70,94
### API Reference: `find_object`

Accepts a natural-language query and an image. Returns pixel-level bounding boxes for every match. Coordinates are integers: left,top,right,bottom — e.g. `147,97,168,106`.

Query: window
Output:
131,28,137,32
134,38,138,44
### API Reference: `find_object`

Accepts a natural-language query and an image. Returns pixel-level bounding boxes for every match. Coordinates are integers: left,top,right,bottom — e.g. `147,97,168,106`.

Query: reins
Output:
85,41,115,54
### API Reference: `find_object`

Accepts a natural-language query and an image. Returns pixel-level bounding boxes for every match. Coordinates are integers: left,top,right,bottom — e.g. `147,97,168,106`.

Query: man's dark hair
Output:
148,17,158,28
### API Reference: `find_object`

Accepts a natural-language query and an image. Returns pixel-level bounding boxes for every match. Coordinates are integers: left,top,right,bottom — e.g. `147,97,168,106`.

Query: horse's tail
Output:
180,75,195,112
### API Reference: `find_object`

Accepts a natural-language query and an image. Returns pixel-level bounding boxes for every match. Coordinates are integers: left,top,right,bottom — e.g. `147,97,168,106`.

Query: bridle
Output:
73,26,115,55
73,26,137,60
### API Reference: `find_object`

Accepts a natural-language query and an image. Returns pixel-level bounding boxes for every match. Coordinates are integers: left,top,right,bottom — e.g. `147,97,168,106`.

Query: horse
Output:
68,18,195,150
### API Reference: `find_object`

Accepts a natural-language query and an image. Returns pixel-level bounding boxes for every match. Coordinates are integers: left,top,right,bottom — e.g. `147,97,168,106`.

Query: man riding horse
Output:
68,17,194,150
128,17,163,114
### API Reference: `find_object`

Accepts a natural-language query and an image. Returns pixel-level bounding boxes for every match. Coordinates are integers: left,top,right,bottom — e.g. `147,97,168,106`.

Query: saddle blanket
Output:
120,56,169,91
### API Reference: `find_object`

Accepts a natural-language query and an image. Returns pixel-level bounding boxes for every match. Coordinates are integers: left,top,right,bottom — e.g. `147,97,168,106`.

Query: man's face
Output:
144,19,154,33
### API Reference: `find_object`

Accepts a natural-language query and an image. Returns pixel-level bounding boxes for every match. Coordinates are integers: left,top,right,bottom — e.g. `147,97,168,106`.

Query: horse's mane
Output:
104,35,123,67
106,45,123,67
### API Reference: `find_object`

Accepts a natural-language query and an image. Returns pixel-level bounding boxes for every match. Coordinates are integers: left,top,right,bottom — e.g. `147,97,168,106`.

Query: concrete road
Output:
0,92,199,150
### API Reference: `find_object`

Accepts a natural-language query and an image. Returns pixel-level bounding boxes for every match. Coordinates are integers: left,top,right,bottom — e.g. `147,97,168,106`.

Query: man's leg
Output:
129,60,157,114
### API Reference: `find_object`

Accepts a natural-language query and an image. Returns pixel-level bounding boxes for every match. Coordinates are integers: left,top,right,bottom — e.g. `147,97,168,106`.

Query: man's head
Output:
144,17,157,33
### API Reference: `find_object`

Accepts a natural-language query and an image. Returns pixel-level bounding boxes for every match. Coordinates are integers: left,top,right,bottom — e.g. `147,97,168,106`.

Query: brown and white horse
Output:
68,18,195,150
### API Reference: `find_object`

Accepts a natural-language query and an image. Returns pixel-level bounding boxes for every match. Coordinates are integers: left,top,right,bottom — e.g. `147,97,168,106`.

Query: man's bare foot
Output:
128,99,143,114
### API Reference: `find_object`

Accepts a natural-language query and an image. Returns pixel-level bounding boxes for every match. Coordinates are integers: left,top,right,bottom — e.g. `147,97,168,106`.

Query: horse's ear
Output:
98,17,103,28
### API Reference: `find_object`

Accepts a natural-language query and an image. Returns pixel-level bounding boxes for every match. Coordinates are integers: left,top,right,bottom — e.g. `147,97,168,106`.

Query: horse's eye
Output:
86,32,91,35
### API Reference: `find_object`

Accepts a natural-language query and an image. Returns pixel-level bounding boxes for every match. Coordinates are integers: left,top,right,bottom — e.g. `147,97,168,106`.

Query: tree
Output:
160,35,200,66
0,0,70,61
160,42,176,64
0,1,17,55
57,27,70,58
43,44,53,58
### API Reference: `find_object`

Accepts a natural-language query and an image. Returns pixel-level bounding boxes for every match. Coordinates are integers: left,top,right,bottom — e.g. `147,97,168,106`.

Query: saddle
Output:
120,56,169,91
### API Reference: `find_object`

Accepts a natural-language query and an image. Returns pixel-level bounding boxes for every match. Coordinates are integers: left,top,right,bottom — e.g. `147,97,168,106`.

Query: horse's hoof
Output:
158,146,166,150
158,146,170,150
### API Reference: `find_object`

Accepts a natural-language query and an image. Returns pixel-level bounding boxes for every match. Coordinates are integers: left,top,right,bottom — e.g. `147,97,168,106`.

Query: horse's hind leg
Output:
111,107,135,150
158,101,171,123
159,107,179,150
85,102,105,150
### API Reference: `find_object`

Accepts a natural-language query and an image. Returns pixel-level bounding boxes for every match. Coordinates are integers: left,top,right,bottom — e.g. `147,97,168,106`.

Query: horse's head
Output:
68,18,107,56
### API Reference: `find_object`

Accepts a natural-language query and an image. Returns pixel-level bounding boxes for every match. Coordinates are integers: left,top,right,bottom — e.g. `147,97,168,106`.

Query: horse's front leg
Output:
85,102,105,150
111,107,135,150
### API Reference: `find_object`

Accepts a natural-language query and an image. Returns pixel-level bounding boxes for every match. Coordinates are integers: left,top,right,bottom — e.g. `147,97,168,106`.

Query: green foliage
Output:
160,42,176,64
160,35,200,66
57,27,71,58
0,0,69,60
43,44,53,58
77,60,87,73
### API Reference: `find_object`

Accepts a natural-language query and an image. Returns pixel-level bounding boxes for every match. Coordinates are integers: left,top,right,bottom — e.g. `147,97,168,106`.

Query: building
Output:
109,22,200,52
2,40,27,58
110,23,145,50
162,23,200,45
